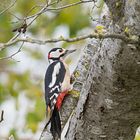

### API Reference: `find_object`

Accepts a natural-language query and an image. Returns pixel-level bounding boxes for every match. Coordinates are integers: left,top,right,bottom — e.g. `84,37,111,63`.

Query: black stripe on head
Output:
49,48,62,53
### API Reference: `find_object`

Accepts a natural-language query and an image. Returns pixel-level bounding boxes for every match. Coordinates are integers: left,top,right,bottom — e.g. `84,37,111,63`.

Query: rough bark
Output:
61,0,140,140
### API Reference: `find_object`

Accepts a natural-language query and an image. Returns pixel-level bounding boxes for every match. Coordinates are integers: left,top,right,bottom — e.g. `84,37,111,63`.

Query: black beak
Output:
65,49,76,55
61,49,76,59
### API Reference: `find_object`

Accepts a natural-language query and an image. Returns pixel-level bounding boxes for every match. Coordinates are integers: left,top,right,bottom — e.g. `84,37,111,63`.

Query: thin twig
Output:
46,0,93,11
9,32,21,42
26,1,58,27
25,0,58,20
0,110,4,123
0,32,21,52
8,11,22,21
25,5,43,17
0,41,24,61
0,0,17,15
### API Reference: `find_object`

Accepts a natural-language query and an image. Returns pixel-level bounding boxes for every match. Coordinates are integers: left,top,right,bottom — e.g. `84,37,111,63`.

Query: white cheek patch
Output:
49,62,60,88
50,50,60,58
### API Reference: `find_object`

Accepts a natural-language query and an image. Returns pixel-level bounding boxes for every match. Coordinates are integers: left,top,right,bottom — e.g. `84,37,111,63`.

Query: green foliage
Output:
0,49,7,58
47,4,90,36
0,71,43,102
26,98,45,132
24,47,45,60
15,0,37,16
35,98,46,119
30,0,90,36
26,112,39,132
9,128,18,140
6,72,31,96
134,133,140,140
0,84,9,103
0,14,13,42
58,9,89,36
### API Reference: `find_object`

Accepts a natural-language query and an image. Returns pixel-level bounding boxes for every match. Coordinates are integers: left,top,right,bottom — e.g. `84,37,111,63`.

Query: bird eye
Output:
59,49,63,53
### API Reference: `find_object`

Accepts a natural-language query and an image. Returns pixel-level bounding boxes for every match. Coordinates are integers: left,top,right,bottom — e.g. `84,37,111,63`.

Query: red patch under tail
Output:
56,91,67,110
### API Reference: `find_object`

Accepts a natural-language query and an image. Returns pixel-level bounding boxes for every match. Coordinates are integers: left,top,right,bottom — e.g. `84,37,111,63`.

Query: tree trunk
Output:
61,0,140,140
40,0,140,139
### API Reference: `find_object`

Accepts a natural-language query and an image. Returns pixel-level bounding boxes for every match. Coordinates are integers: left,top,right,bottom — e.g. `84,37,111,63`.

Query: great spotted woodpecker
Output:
44,47,76,138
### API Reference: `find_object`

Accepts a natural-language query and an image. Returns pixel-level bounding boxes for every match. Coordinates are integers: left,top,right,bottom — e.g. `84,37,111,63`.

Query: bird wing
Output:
45,61,66,109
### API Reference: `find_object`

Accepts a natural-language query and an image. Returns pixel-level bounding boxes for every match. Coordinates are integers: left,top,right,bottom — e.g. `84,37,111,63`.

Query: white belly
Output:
61,63,71,92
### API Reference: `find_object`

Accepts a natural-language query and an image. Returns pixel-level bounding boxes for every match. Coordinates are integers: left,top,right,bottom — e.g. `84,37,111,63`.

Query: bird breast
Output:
61,62,71,92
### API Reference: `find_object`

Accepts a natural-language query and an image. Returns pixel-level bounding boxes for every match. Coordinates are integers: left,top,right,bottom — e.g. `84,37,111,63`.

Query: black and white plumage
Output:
44,48,76,138
45,60,66,109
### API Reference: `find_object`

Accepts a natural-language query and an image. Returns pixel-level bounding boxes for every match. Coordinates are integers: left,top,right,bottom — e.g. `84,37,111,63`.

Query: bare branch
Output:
0,1,57,55
2,0,94,55
0,33,139,51
0,0,17,15
0,110,4,123
4,0,93,51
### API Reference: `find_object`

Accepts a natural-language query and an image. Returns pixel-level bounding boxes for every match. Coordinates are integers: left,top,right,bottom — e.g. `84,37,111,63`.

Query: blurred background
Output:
0,0,105,139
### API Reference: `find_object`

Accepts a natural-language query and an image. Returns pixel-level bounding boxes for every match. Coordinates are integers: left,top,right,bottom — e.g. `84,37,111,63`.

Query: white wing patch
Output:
49,62,61,88
50,85,60,93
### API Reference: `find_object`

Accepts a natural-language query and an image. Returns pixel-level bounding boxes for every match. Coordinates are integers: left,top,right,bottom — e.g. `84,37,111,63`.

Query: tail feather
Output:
50,114,57,138
50,106,61,138
54,107,61,137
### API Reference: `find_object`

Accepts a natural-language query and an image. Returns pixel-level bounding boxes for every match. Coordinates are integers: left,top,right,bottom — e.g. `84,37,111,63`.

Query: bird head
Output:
48,48,76,63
